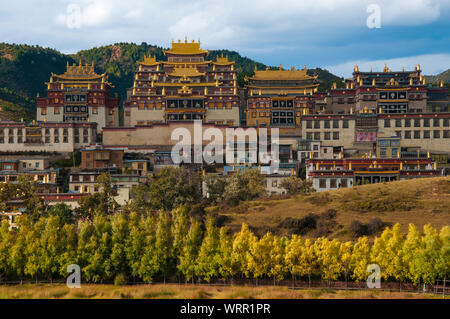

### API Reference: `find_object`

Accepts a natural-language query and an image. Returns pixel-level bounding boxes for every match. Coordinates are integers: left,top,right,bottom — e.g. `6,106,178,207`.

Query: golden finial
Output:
184,36,188,43
279,63,282,70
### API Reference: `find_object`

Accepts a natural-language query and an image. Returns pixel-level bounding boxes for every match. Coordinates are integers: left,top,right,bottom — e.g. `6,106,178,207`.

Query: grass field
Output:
0,283,447,299
208,177,450,241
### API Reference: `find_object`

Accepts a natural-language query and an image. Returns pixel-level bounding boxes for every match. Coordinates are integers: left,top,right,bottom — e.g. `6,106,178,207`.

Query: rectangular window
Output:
423,130,430,139
333,120,339,128
404,119,411,127
324,132,331,140
404,131,411,139
433,119,440,127
433,130,440,138
423,119,430,127
395,131,401,138
443,119,449,127
306,120,312,129
395,119,401,127
414,119,420,127
92,107,98,114
343,120,349,128
314,132,320,141
54,107,60,115
306,132,313,140
333,132,339,140
384,119,391,128
324,120,330,128
319,179,326,188
330,179,337,188
314,120,320,129
414,131,420,139
341,179,348,188
444,130,450,138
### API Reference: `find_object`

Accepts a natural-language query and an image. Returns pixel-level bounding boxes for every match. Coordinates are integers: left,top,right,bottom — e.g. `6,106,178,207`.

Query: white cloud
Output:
326,53,450,78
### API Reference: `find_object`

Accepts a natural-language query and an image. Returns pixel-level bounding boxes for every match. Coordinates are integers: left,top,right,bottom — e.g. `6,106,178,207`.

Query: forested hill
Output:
0,42,343,120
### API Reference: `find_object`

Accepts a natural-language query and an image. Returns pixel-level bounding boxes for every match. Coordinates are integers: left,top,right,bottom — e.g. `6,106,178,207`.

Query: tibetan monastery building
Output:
245,65,320,129
36,62,120,131
326,64,430,115
123,39,240,127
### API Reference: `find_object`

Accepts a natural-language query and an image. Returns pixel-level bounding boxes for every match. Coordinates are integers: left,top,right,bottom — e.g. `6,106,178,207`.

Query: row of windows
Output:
318,178,350,188
396,130,450,139
41,107,99,116
384,118,450,128
306,132,340,141
305,119,350,129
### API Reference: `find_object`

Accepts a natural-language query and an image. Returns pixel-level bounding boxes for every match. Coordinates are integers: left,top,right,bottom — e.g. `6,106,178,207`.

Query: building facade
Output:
36,62,120,131
123,39,240,127
306,157,441,192
245,65,320,128
0,121,97,153
326,64,431,114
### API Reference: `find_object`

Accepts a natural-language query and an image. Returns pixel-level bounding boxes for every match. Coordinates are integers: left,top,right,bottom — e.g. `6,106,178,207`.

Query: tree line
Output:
0,208,448,286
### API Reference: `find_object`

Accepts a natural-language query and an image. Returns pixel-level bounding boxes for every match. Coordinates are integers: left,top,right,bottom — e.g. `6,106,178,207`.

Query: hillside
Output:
208,176,450,241
0,42,342,120
426,68,450,85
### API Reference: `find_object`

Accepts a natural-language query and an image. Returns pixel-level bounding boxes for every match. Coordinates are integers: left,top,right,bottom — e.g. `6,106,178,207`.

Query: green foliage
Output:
131,167,201,212
280,176,315,195
0,208,448,286
223,168,266,205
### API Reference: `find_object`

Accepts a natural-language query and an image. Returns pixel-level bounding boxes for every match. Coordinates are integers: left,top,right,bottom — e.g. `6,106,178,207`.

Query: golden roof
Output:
164,38,209,55
168,66,205,77
138,55,160,66
249,66,317,81
213,54,234,65
52,61,104,81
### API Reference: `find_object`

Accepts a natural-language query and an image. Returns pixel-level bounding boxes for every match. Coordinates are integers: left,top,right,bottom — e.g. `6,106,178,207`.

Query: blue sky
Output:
1,0,450,77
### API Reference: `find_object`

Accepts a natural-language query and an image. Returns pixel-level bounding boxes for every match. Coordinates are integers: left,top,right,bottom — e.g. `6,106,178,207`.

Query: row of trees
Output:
0,208,448,286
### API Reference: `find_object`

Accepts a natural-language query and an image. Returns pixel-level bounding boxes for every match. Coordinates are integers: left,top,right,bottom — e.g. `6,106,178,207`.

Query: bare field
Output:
0,283,447,299
209,177,450,240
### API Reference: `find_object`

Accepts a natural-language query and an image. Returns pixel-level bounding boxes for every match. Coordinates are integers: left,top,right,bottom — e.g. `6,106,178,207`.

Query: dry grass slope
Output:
209,177,450,241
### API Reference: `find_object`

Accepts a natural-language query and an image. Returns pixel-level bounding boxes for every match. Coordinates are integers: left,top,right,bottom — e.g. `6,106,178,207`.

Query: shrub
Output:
114,273,128,286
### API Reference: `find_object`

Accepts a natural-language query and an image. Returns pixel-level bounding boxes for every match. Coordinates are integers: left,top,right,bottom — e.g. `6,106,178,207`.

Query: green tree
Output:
224,169,266,205
76,173,118,219
0,219,13,281
231,223,257,278
110,213,130,282
339,241,353,287
77,216,112,282
216,227,234,283
402,224,424,286
178,219,203,283
46,203,74,225
196,218,221,282
154,212,173,283
204,175,228,203
280,176,315,195
132,167,201,212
